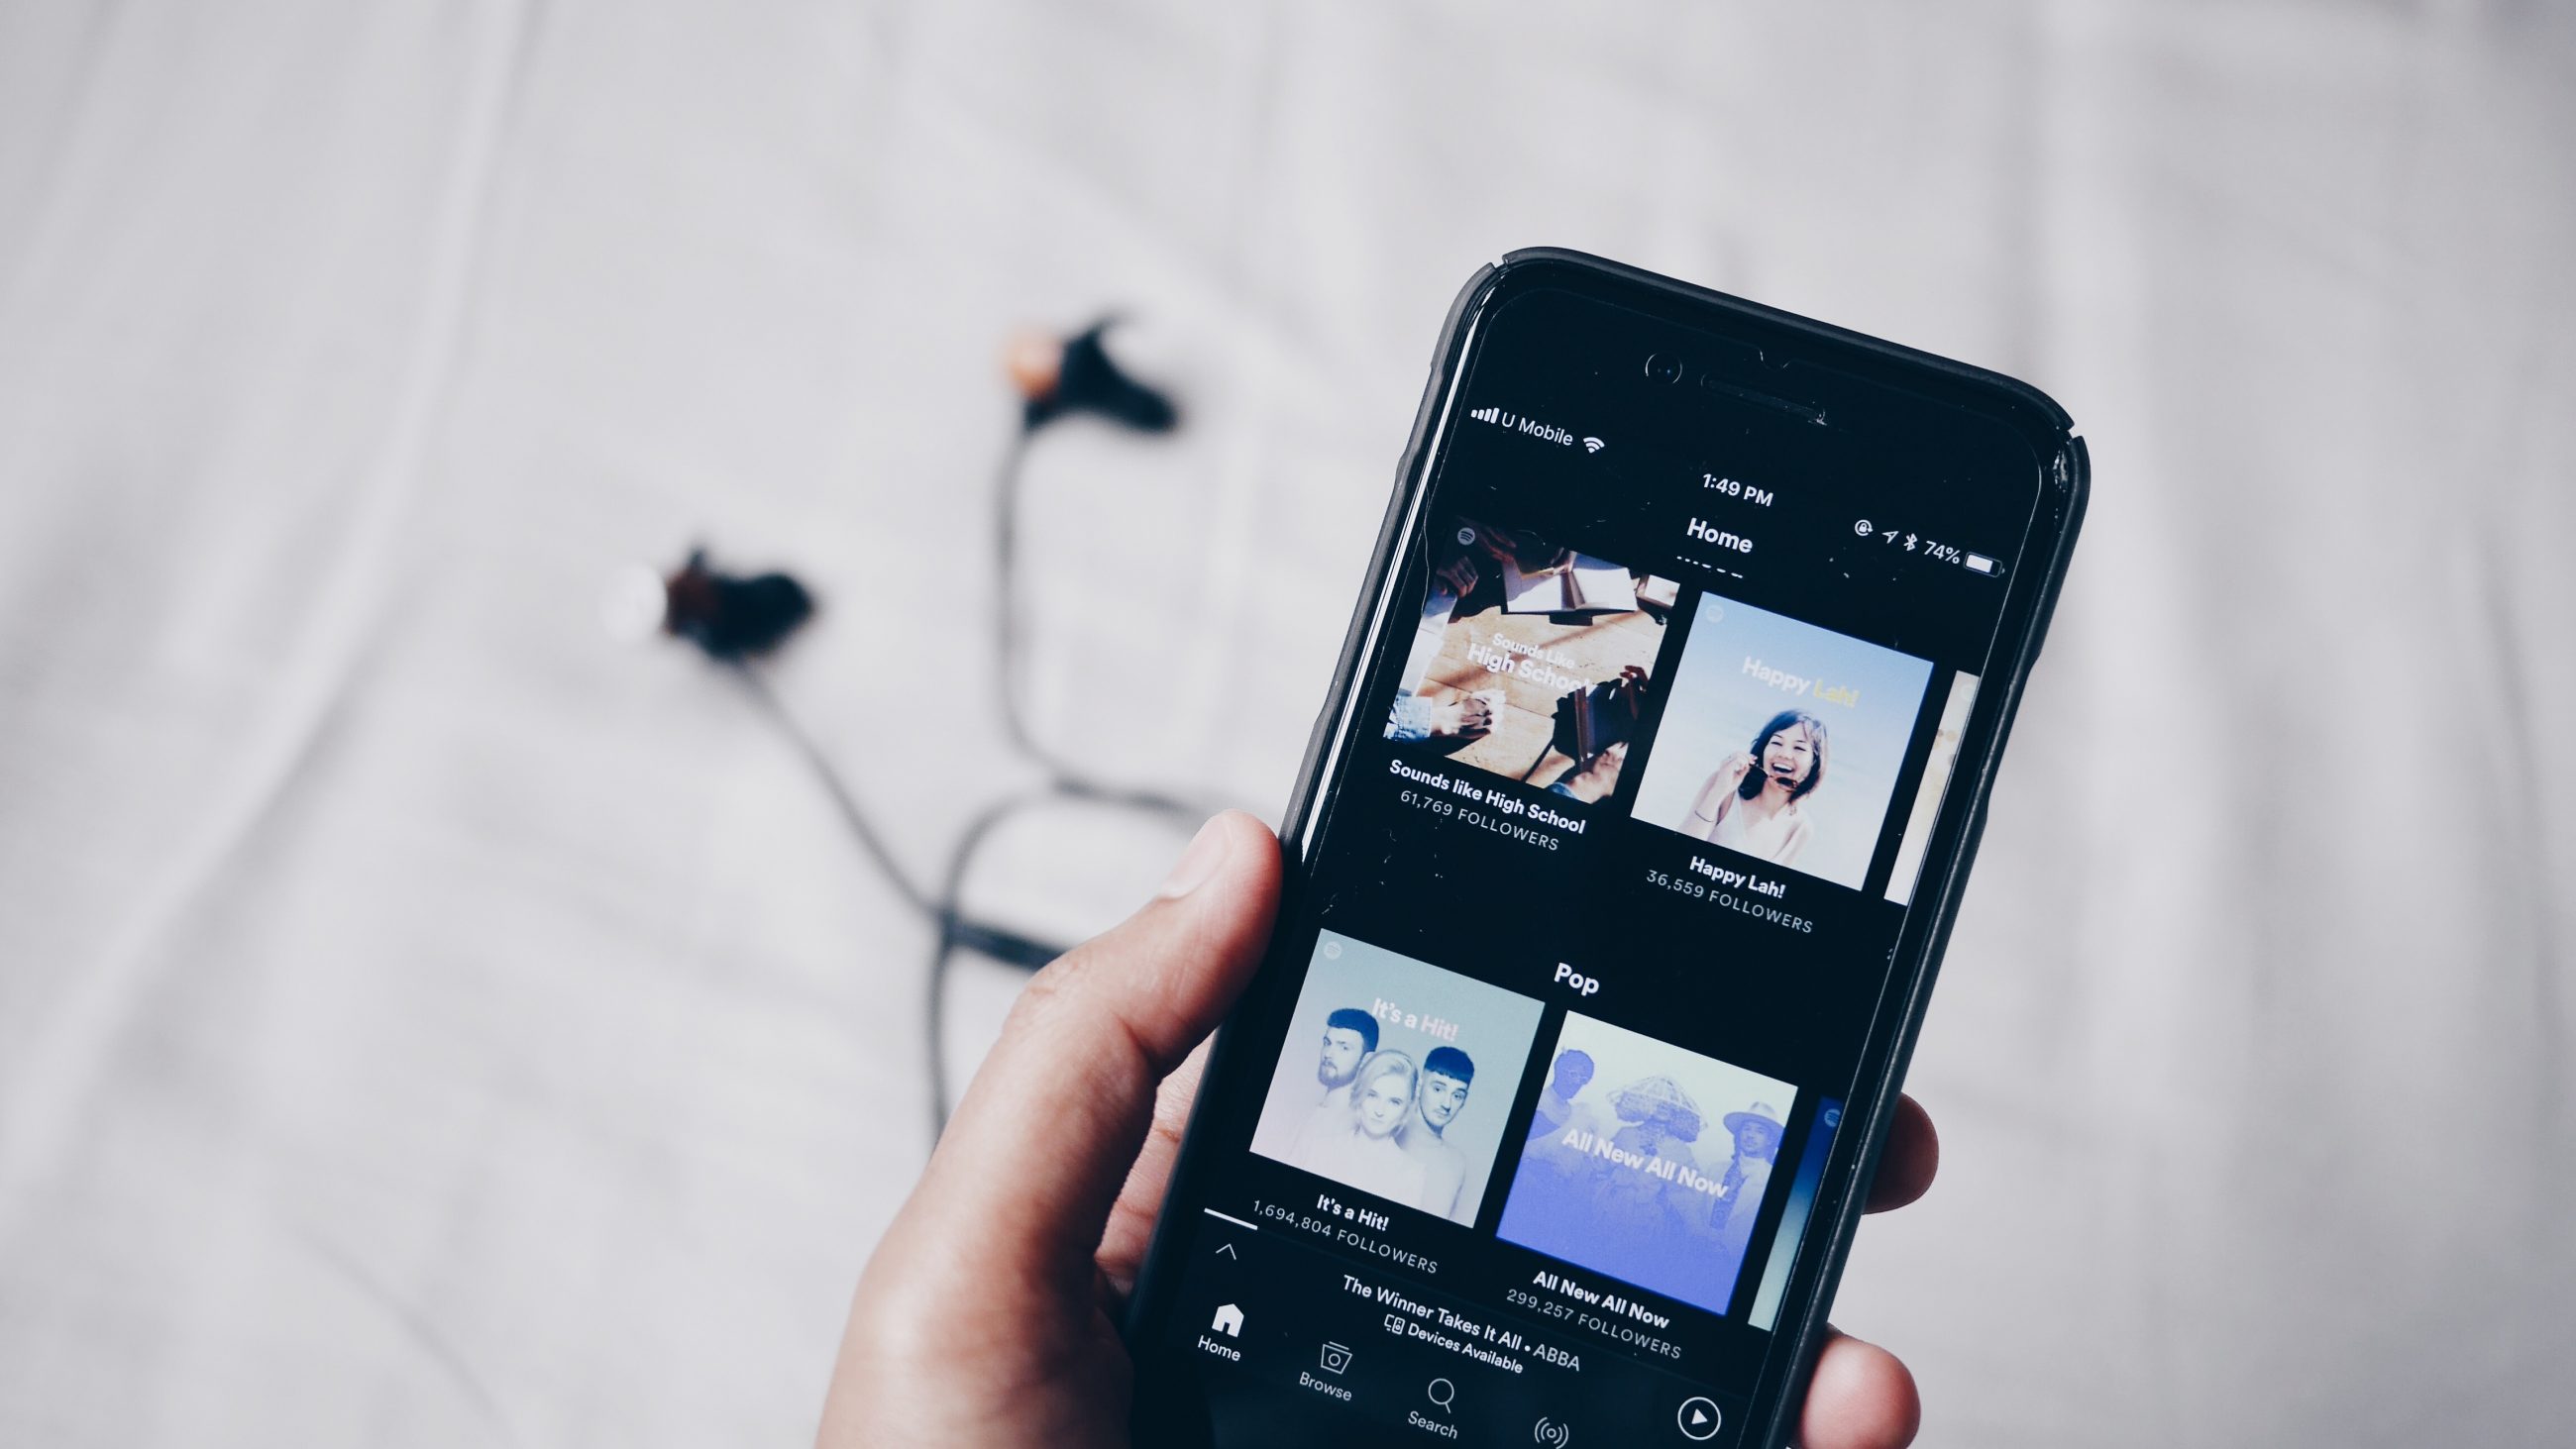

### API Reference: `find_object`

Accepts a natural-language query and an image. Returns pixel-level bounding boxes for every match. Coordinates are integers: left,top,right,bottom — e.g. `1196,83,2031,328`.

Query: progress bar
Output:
1203,1208,1259,1232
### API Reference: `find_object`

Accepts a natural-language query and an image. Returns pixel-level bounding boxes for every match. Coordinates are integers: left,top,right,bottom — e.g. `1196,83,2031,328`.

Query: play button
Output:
1675,1396,1722,1440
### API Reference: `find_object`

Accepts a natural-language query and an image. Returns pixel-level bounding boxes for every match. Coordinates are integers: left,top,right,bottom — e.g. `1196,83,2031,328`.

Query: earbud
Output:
1005,317,1179,434
605,548,816,661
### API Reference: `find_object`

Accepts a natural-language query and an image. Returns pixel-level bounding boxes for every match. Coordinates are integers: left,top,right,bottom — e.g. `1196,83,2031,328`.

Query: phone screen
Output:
1129,269,2073,1448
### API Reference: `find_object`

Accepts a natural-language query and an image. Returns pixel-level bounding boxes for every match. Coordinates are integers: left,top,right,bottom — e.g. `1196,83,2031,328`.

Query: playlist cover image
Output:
1628,592,1934,890
1497,1012,1797,1317
1381,515,1678,803
1248,929,1545,1225
1883,672,1981,905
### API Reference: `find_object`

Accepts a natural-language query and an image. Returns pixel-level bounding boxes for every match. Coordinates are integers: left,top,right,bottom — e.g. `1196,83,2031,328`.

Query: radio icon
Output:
1532,1416,1572,1446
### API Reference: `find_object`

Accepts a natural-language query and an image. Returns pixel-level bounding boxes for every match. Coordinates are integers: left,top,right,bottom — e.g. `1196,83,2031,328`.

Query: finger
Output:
1864,1094,1938,1212
1799,1330,1920,1449
1095,1036,1213,1294
873,811,1279,1307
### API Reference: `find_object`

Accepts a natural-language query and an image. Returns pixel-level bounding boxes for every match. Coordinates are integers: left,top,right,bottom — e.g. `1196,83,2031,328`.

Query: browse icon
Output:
1318,1341,1352,1375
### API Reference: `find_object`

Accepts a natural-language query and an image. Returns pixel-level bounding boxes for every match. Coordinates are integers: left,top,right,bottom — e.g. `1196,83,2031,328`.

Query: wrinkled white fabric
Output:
1,3,2570,1445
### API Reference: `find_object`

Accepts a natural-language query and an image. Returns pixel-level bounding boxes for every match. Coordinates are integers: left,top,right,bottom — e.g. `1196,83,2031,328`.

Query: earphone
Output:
619,317,1215,1142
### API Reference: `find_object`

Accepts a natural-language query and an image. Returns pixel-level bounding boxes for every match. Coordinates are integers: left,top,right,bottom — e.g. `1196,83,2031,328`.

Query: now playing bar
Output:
1165,1204,1747,1445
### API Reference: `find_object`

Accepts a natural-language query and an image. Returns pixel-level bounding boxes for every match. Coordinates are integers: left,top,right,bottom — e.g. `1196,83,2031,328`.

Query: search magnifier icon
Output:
1427,1378,1455,1411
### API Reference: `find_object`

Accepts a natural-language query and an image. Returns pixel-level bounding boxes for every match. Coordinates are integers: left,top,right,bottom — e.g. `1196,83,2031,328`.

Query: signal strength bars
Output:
1469,406,1502,424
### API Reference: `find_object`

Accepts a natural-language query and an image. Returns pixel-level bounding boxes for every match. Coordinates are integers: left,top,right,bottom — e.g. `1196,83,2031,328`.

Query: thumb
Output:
880,810,1280,1305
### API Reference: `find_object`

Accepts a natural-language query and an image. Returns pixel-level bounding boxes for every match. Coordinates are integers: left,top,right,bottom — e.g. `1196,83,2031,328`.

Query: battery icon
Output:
1964,553,2000,576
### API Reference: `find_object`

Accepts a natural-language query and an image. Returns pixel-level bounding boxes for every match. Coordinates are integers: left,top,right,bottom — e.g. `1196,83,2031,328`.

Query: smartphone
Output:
1124,250,2086,1448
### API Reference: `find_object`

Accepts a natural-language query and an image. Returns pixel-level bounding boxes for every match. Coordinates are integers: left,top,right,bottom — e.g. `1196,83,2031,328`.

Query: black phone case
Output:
1126,248,2089,1449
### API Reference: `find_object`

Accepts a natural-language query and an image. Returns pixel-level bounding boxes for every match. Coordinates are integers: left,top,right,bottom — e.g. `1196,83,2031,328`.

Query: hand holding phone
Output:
816,812,1283,1449
822,250,2079,1449
816,810,1940,1449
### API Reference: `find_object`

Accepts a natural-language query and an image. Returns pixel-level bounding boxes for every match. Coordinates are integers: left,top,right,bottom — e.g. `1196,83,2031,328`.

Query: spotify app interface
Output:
1135,286,2049,1449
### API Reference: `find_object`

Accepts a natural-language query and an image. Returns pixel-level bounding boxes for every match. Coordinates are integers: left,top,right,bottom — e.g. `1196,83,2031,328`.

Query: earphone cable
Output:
724,659,941,919
990,423,1211,822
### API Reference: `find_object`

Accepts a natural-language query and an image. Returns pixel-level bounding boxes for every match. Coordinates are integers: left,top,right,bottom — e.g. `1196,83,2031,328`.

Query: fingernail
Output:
1159,815,1232,898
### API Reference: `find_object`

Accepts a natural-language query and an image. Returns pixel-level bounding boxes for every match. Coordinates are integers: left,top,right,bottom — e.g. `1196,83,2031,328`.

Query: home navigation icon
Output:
1210,1304,1244,1337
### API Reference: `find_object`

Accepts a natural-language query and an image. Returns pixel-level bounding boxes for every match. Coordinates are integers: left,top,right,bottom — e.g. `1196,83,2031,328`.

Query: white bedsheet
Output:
2,3,2571,1444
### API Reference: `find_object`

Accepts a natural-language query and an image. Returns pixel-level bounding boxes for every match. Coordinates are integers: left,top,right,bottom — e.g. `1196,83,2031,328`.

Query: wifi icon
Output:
1581,437,1606,454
